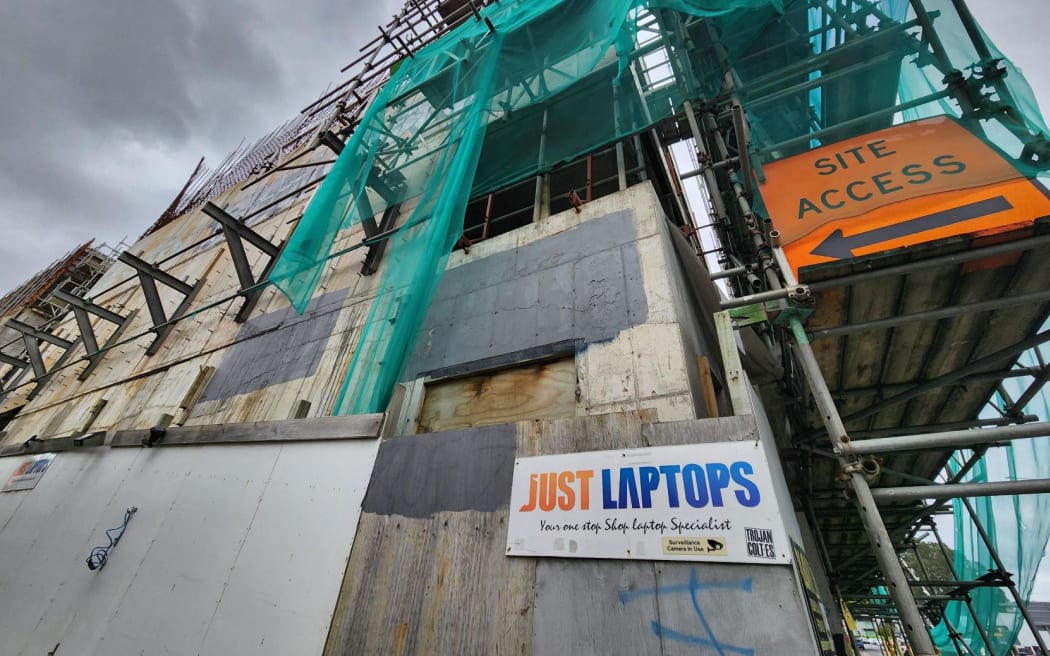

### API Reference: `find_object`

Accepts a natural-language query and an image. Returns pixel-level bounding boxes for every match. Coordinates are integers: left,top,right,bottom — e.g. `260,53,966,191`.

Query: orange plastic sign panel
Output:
757,116,1050,276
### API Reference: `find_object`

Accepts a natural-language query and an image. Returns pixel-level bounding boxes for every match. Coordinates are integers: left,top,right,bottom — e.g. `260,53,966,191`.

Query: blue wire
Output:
86,507,137,571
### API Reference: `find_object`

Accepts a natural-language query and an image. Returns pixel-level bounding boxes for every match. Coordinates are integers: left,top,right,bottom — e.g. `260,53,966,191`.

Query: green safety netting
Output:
269,0,787,414
269,0,1049,418
931,342,1050,656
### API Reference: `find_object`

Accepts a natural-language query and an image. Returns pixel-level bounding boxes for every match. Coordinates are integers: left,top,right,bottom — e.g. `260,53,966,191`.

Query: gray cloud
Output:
0,0,1045,298
0,0,397,294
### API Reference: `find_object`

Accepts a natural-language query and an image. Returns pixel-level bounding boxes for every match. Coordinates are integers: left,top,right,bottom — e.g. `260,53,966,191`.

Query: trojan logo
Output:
518,462,761,512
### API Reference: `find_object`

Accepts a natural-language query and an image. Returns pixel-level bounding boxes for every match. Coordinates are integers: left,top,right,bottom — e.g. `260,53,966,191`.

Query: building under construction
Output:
1,0,1049,654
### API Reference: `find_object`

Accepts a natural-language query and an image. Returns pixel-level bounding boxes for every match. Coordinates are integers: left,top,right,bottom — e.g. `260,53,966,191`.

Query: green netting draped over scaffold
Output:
930,340,1050,656
269,0,788,415
270,0,1049,417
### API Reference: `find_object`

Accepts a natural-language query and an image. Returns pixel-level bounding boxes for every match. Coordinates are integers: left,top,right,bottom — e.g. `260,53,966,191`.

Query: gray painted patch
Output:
406,210,647,378
362,424,516,518
199,289,347,402
533,560,817,656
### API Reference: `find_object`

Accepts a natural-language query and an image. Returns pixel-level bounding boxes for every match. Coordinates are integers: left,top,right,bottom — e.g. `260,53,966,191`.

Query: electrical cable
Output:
85,507,137,571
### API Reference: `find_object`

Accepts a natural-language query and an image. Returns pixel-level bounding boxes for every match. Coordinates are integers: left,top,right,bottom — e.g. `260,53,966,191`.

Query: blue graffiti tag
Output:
618,568,754,656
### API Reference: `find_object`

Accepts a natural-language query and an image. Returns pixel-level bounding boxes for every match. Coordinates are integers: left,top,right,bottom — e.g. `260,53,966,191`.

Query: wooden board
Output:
418,358,576,433
324,411,818,655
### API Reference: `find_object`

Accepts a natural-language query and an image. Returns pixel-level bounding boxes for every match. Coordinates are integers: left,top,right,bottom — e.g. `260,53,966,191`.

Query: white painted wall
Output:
0,439,378,656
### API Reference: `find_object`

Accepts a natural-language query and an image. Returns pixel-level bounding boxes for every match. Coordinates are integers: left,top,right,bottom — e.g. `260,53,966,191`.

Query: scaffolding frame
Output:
1,1,1047,653
660,1,1050,654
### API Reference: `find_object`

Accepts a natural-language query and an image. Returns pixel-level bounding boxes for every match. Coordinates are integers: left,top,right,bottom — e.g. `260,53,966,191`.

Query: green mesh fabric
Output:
930,342,1050,656
269,0,1049,419
269,0,788,414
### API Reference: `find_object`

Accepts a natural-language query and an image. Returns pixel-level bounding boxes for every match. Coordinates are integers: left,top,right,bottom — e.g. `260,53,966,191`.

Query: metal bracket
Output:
4,319,84,400
50,289,136,381
202,202,286,322
728,303,767,328
117,252,206,355
771,298,815,326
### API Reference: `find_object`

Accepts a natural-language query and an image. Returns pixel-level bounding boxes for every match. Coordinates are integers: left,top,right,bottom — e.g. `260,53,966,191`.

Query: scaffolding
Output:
0,1,1047,653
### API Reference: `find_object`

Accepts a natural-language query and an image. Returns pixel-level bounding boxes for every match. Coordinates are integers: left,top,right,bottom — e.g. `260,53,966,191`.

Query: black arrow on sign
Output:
811,195,1014,259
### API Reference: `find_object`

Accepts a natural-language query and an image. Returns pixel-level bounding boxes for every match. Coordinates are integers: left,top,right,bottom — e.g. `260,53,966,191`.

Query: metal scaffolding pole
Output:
758,238,937,654
685,93,937,649
845,421,1050,456
959,496,1050,655
788,314,936,654
871,479,1050,502
928,520,998,656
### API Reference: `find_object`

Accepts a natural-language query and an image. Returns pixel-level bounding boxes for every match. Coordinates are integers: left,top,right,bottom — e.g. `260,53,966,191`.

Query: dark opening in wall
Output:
459,136,657,249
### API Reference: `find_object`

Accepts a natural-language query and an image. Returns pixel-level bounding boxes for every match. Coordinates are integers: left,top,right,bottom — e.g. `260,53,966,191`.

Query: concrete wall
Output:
0,436,378,656
405,183,713,425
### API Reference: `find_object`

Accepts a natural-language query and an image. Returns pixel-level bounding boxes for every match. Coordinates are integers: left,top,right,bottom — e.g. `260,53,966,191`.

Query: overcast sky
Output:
0,0,1046,296
0,0,399,296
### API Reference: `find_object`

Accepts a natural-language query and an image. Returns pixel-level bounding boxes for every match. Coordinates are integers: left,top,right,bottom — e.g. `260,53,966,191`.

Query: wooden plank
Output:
696,355,719,419
418,358,576,433
323,511,534,656
714,311,752,415
110,414,383,447
515,409,658,457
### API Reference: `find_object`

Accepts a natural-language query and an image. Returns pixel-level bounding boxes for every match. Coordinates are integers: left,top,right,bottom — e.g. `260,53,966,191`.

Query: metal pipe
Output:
841,414,1040,439
810,289,1050,339
534,106,549,223
482,193,494,240
959,497,1050,655
757,88,953,157
721,285,807,309
787,313,937,654
710,265,747,281
871,479,1050,502
731,104,752,198
682,101,728,222
844,421,1050,456
927,519,998,656
1010,364,1050,415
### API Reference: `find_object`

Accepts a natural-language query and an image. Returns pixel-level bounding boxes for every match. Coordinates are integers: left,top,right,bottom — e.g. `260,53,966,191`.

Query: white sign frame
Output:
507,442,790,564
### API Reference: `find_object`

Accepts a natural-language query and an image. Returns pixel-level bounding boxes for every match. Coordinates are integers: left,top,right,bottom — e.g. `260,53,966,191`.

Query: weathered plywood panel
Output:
327,412,816,655
418,358,576,433
325,511,535,656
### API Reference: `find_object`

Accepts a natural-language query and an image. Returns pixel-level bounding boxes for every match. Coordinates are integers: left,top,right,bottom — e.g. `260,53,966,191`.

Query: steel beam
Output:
201,202,285,322
117,252,204,356
51,289,132,381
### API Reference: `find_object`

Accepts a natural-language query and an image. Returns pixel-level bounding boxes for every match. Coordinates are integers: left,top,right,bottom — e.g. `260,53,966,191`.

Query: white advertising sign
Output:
3,453,56,492
507,442,790,564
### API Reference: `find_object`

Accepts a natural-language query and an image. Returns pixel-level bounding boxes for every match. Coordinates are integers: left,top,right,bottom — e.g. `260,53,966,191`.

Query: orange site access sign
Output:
757,116,1050,276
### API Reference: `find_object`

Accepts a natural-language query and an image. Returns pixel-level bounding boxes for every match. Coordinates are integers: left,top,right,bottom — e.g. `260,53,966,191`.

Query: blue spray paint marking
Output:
619,568,754,656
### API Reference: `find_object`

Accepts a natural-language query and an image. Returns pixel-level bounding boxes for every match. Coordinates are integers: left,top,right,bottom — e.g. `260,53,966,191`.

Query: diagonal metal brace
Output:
201,202,285,323
117,252,205,355
3,319,84,401
51,289,136,381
